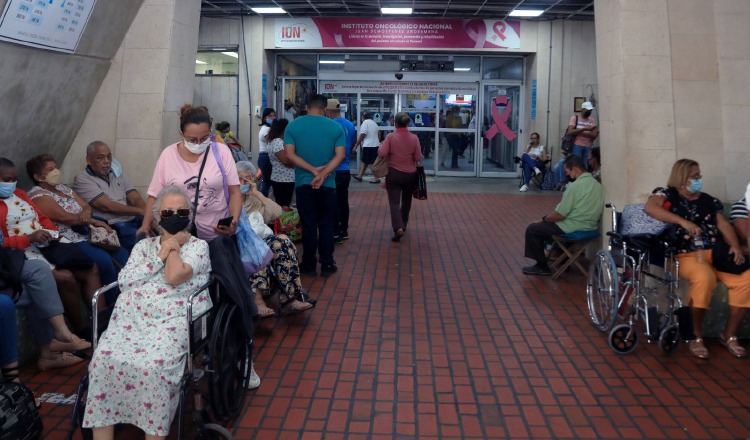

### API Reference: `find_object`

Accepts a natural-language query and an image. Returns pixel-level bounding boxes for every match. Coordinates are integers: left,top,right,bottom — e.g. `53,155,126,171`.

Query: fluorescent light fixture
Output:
251,7,286,14
195,60,207,64
454,67,471,72
509,9,544,17
221,52,238,58
381,7,413,14
319,60,345,64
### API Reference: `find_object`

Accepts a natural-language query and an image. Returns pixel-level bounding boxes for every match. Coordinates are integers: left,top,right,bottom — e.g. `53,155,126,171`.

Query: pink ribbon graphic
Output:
485,96,517,141
463,20,487,48
492,22,507,42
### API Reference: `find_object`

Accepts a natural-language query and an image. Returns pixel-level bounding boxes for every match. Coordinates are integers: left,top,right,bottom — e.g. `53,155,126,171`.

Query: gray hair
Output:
394,112,411,128
153,185,192,217
235,160,257,176
85,141,109,157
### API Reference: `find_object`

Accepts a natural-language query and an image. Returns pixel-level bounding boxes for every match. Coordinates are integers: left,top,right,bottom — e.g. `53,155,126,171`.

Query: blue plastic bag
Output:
236,211,273,274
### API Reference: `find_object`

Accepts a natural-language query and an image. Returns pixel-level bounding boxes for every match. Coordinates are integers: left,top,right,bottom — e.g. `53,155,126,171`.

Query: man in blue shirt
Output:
326,99,356,244
284,94,346,276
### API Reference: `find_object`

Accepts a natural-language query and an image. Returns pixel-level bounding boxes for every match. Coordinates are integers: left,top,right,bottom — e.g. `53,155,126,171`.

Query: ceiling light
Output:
251,7,286,14
195,60,207,64
221,52,238,58
509,9,544,17
454,67,471,72
381,7,413,14
319,60,345,64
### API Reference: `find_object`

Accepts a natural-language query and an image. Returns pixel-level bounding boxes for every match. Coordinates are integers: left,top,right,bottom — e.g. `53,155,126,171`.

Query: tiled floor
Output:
24,190,750,439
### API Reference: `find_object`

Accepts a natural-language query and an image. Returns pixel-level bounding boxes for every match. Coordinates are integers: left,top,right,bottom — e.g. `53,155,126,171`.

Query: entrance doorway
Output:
479,83,522,177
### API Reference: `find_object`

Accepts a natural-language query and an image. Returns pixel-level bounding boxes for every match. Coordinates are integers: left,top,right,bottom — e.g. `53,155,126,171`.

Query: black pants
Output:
334,171,351,235
385,168,418,232
271,180,295,207
524,221,564,267
295,185,337,267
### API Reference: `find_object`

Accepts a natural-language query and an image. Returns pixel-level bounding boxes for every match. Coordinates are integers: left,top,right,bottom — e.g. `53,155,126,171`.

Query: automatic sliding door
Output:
480,84,520,177
437,94,476,176
399,94,437,175
359,93,396,178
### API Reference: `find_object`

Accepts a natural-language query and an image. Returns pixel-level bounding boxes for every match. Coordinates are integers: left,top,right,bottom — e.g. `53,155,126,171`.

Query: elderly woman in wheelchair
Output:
82,185,212,439
645,159,749,359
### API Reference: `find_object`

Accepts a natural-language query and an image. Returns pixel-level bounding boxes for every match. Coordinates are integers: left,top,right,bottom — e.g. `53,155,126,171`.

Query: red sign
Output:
275,18,521,49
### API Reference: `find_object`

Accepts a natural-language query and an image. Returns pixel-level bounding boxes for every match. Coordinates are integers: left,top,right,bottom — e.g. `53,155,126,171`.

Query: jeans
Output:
521,154,545,185
553,160,567,186
524,221,564,268
572,145,591,166
385,168,417,232
74,241,129,285
110,216,143,252
12,259,65,344
0,295,17,366
334,171,351,235
295,185,337,267
271,180,295,207
258,152,273,197
445,133,462,168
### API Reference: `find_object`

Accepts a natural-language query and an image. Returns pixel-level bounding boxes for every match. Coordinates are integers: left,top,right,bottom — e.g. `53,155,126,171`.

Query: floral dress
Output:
651,186,724,253
3,193,52,267
82,236,211,436
28,185,87,242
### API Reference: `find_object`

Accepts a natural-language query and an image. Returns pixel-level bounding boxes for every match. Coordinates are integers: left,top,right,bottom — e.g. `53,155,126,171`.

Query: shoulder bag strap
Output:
210,140,230,216
191,145,211,231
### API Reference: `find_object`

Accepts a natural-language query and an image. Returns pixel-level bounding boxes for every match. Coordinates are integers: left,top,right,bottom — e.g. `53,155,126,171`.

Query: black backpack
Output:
560,115,578,153
0,381,42,440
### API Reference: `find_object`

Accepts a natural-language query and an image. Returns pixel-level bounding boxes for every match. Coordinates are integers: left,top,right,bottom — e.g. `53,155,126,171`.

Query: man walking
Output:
284,94,346,276
326,98,356,244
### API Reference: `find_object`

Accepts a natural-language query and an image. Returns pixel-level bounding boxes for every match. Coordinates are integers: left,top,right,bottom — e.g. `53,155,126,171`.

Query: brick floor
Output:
24,191,750,439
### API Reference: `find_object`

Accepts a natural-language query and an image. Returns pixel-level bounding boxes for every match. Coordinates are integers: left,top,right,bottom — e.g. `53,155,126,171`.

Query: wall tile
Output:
667,0,714,35
670,34,718,81
625,101,676,150
116,93,165,141
623,55,673,102
672,80,721,129
621,10,670,57
121,48,169,94
125,5,174,49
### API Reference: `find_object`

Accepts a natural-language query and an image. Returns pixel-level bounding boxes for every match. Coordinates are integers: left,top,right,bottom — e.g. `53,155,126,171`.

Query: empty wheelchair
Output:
66,278,250,440
587,203,691,354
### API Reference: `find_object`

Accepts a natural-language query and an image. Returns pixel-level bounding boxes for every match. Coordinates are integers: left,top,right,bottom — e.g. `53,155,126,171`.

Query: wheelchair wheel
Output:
209,302,250,420
202,423,234,439
587,250,619,332
609,324,639,354
658,323,681,355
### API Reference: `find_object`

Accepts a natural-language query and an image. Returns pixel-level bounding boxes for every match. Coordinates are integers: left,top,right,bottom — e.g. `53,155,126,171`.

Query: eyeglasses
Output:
160,208,191,218
183,135,211,144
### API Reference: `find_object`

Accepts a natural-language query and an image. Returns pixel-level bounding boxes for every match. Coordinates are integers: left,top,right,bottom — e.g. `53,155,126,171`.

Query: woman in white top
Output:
257,107,276,197
519,132,547,192
265,119,296,207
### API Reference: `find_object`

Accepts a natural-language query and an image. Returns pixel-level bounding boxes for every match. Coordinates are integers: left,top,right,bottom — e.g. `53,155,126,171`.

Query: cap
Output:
581,101,594,110
326,99,341,111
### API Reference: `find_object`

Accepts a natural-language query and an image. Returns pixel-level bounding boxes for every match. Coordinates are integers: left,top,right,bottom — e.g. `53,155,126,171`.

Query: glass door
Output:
435,94,477,176
357,93,396,177
399,94,437,175
327,92,359,170
480,83,521,177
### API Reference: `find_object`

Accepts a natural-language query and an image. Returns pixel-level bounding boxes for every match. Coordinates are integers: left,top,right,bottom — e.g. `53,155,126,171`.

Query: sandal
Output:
688,338,709,359
254,306,276,320
719,335,747,358
280,299,314,316
37,352,86,370
49,335,91,352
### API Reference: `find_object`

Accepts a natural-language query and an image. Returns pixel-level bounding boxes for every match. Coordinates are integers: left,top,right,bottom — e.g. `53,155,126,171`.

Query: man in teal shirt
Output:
284,94,346,277
523,155,604,275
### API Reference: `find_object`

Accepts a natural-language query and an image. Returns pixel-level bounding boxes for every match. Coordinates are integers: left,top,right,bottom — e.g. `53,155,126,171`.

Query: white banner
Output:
275,18,321,49
321,80,477,95
0,0,98,53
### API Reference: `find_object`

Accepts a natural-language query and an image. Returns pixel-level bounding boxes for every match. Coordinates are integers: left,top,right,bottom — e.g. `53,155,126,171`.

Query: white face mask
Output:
184,137,211,154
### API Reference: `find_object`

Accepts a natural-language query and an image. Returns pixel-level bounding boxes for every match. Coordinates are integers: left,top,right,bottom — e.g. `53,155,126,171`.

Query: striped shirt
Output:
730,198,748,220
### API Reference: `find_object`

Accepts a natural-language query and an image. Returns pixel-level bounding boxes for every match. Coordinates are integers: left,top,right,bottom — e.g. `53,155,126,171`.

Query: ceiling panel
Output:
201,1,594,20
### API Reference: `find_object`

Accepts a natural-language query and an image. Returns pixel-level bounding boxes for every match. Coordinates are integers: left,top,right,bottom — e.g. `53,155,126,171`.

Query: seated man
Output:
522,155,604,275
72,141,146,251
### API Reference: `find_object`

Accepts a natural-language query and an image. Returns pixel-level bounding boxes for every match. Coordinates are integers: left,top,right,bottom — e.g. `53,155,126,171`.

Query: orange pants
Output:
676,250,750,309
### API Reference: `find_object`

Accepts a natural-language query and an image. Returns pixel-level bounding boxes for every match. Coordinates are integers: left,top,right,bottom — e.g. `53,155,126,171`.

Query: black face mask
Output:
159,216,190,235
582,110,592,118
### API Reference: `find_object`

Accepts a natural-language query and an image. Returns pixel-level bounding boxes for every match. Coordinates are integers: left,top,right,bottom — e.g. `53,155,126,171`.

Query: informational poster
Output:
321,80,477,95
0,0,98,53
276,17,521,50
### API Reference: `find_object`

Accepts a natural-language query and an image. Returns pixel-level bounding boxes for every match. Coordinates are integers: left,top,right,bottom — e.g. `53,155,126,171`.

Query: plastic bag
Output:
236,211,273,274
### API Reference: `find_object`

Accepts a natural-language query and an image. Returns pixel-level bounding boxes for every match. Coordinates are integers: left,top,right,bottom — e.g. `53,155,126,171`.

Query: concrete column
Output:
595,0,750,211
62,0,203,194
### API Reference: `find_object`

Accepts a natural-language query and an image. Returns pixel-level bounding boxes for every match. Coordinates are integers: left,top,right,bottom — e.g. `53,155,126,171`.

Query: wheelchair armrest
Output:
187,276,216,323
92,281,119,350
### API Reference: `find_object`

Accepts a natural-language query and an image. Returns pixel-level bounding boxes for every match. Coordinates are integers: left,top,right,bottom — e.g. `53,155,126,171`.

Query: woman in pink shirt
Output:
137,104,243,242
377,112,423,242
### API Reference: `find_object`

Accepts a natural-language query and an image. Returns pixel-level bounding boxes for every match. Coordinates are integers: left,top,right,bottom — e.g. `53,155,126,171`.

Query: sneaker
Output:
320,263,338,277
341,231,349,240
335,235,344,245
519,184,528,192
300,264,317,276
533,167,541,176
247,364,261,390
522,264,552,276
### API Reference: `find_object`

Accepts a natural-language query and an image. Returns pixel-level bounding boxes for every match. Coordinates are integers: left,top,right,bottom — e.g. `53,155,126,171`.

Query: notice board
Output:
0,0,97,53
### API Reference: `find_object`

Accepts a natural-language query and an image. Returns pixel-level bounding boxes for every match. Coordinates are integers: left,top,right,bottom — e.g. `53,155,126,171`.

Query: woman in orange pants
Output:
646,159,749,359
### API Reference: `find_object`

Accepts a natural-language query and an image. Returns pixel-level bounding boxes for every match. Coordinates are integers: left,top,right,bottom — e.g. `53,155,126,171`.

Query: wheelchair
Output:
587,203,690,355
66,277,250,440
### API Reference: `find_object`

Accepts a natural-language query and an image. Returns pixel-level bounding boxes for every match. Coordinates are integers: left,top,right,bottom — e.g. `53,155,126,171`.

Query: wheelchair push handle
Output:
91,281,119,351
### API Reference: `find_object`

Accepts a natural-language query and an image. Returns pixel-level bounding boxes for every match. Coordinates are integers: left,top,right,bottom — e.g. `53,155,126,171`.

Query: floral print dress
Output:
28,185,87,242
82,236,211,436
3,193,52,268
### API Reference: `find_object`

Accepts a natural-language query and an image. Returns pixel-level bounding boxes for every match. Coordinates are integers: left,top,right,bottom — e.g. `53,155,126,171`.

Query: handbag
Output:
560,115,578,153
89,225,121,252
712,240,750,275
273,208,302,242
413,165,428,200
0,380,43,440
371,156,389,179
235,211,273,274
0,245,26,301
39,241,95,271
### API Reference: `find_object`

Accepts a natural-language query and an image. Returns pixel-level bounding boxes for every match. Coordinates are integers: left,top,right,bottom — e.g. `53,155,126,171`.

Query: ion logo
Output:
280,26,301,39
325,84,335,90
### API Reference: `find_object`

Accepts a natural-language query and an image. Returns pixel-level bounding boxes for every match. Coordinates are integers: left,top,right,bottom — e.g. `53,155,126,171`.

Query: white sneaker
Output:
533,167,541,176
519,184,528,192
247,363,261,390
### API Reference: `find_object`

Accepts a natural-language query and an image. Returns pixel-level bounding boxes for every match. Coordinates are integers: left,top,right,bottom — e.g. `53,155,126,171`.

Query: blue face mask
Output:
240,184,251,194
265,118,274,126
0,181,17,199
687,178,702,193
110,157,123,178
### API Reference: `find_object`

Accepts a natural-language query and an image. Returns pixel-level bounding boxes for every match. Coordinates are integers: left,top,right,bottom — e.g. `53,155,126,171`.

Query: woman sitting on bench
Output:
519,133,547,192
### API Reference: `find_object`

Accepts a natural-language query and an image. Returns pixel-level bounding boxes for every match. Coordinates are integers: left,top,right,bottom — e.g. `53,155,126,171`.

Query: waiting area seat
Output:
549,229,600,279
